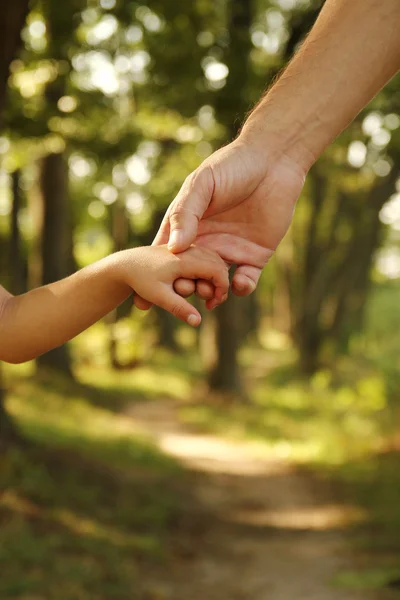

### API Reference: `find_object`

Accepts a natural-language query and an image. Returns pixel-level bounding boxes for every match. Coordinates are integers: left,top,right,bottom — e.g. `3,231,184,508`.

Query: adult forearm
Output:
0,257,131,364
242,0,400,171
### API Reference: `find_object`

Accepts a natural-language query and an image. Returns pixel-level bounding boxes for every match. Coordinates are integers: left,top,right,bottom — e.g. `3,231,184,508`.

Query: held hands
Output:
134,135,307,310
116,245,229,327
0,244,228,365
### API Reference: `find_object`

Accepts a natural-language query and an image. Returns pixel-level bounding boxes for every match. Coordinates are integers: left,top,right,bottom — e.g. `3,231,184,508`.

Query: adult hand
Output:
134,0,400,313
134,133,307,310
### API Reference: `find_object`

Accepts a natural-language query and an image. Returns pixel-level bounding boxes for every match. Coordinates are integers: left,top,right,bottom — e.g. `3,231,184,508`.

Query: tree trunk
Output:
112,197,132,322
291,164,399,374
0,364,23,448
9,170,26,295
0,0,29,447
208,0,252,396
37,153,73,377
241,292,260,339
108,198,135,368
155,308,180,352
0,0,29,126
209,294,244,395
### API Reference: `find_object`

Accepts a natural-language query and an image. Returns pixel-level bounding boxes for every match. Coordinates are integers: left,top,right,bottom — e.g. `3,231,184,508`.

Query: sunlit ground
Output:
2,282,400,596
2,358,184,598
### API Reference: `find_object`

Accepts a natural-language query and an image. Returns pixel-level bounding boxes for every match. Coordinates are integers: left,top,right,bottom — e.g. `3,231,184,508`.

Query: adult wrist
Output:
239,105,318,175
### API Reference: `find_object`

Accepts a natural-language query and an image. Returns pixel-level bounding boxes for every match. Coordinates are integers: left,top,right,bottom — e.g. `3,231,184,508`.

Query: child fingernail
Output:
187,314,200,327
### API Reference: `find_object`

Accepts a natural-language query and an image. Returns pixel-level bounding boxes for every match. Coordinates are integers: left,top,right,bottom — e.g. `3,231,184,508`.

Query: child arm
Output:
0,255,131,364
0,245,229,364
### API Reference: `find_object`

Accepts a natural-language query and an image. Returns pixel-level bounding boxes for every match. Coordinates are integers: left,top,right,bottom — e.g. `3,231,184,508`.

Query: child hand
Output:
117,245,229,326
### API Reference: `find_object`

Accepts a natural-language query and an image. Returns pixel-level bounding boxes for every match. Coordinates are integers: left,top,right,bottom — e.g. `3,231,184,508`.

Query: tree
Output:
0,0,30,121
208,0,253,396
0,0,30,445
289,161,400,374
36,152,74,376
265,0,400,374
9,170,26,295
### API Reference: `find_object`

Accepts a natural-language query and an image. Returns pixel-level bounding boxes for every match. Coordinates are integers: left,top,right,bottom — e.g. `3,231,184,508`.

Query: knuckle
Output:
196,281,214,300
169,211,184,228
174,278,195,298
171,303,185,319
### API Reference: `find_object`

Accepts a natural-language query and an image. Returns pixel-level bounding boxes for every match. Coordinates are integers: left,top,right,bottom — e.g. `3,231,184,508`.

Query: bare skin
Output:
0,245,228,364
134,0,400,311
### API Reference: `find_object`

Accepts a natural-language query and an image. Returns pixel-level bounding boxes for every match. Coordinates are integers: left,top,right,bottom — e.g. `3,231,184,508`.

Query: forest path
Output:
128,398,387,600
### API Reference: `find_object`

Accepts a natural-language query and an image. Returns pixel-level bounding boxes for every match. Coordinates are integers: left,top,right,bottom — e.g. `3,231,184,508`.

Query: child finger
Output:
155,287,202,327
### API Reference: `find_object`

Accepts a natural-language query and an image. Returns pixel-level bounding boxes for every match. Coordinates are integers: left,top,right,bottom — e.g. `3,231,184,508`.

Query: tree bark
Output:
155,308,180,352
0,0,29,446
107,198,136,368
208,0,252,396
292,164,399,374
9,170,26,295
0,0,30,126
209,294,244,395
37,153,74,377
0,366,22,448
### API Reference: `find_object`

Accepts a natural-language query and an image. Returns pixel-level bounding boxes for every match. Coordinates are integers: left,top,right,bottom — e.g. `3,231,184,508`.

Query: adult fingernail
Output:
168,231,181,250
187,314,200,327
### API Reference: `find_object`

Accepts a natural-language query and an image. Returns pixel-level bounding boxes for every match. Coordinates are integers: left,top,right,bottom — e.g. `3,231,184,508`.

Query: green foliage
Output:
1,0,400,592
1,0,399,376
332,567,400,591
180,358,390,464
363,281,400,401
1,371,182,599
6,370,180,472
1,273,400,597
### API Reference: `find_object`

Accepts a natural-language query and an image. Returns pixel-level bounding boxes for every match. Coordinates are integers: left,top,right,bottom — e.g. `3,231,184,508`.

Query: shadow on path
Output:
128,399,392,600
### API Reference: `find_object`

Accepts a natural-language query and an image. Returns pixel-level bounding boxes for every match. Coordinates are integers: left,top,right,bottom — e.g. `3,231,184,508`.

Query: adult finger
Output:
167,167,215,253
153,206,171,246
178,254,229,302
195,233,272,270
231,265,263,297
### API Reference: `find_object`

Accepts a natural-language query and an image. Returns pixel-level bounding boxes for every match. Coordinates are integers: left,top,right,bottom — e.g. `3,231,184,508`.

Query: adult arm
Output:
143,0,400,306
242,0,400,172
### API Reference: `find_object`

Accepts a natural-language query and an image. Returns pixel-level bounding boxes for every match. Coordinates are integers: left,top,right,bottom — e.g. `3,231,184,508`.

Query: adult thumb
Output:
168,166,214,253
168,210,201,253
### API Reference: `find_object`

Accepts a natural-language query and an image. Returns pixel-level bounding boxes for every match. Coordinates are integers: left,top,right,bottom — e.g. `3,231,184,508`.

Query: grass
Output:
326,449,400,595
1,370,183,600
180,356,391,464
0,447,178,600
179,364,400,594
2,280,400,597
6,375,180,473
177,281,400,595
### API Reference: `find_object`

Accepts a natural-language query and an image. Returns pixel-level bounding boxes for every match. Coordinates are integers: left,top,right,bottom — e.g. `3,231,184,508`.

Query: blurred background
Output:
1,0,400,598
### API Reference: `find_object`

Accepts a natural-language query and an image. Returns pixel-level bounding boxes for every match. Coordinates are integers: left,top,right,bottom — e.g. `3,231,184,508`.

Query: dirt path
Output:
128,399,385,600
